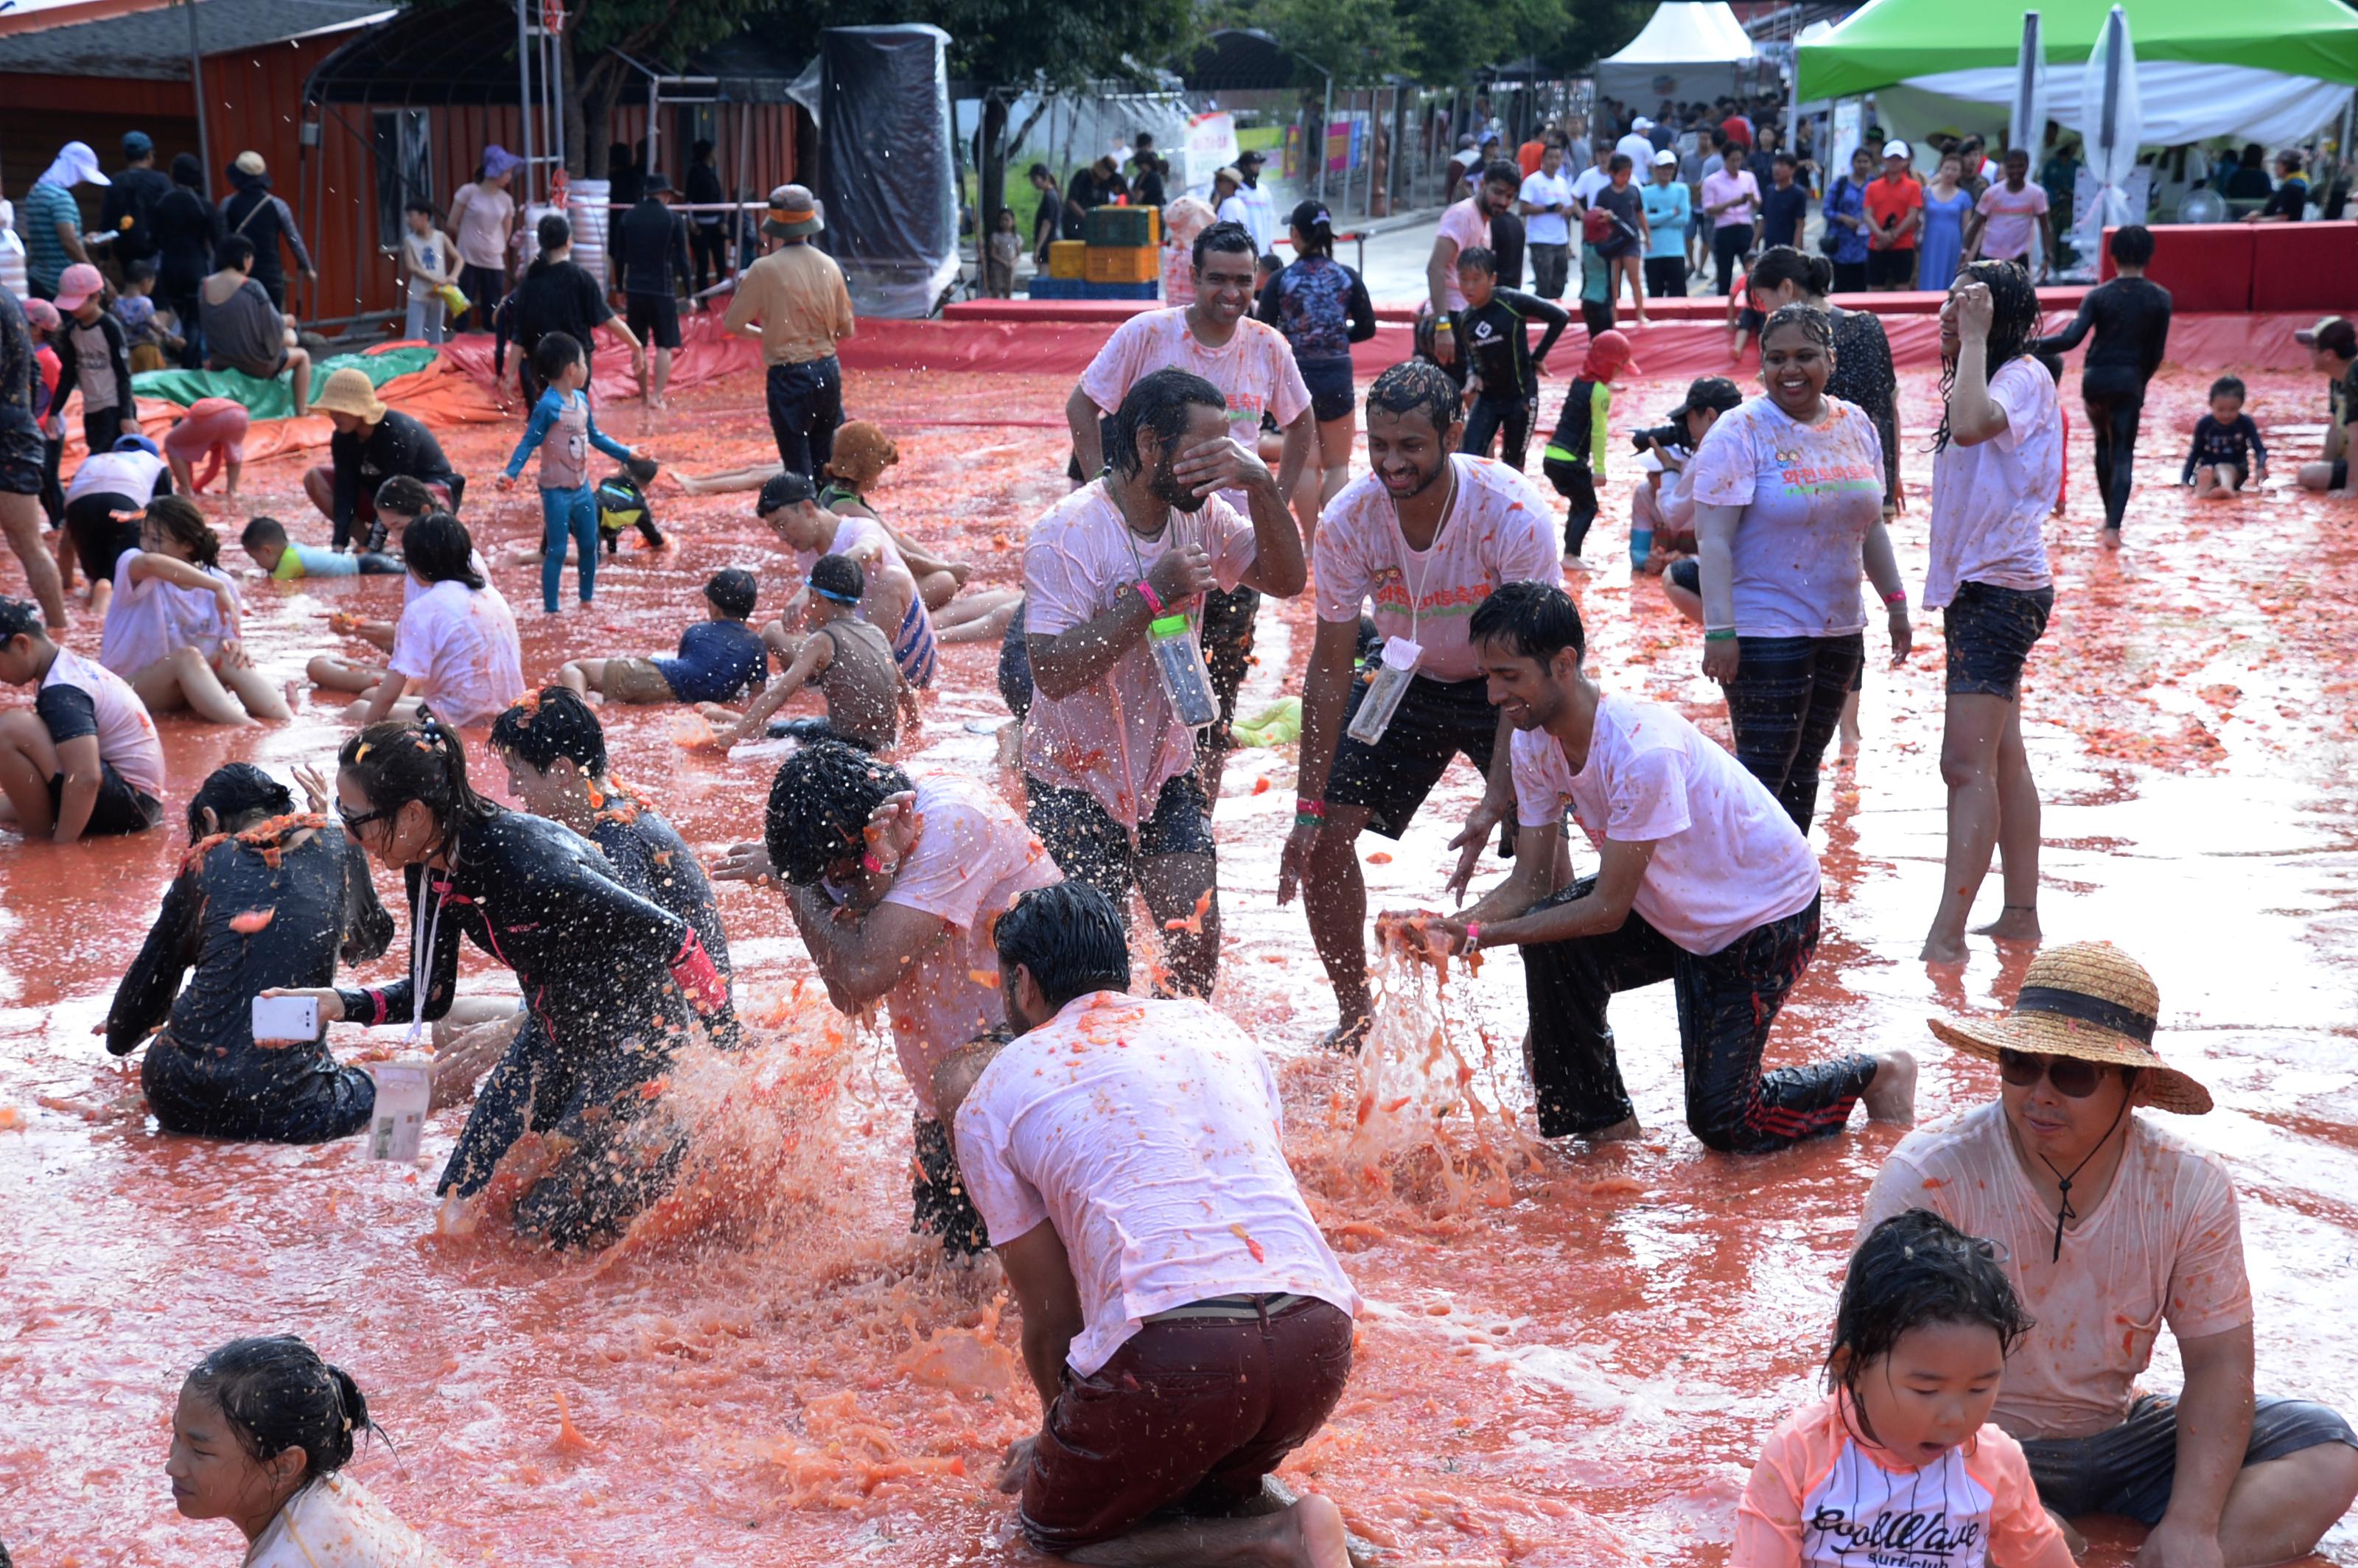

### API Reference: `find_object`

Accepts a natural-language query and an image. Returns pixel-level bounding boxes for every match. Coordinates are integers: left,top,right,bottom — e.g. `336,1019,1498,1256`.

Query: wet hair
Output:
1367,359,1462,435
239,516,288,550
2208,375,2247,403
1469,578,1586,663
2108,225,2155,267
1826,1210,2033,1447
537,213,571,251
489,686,606,776
1456,246,1497,276
1192,220,1256,272
0,595,46,644
1935,260,2043,451
338,710,499,839
1761,302,1836,357
993,882,1131,1008
533,331,584,382
1748,245,1834,301
763,741,912,886
808,552,864,606
217,235,256,271
1103,367,1226,479
145,495,220,568
402,512,483,589
186,762,294,839
185,1337,379,1481
374,474,438,520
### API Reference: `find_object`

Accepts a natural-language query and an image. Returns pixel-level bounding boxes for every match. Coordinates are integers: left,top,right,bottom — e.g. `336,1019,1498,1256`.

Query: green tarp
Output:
1797,0,2358,103
131,345,441,420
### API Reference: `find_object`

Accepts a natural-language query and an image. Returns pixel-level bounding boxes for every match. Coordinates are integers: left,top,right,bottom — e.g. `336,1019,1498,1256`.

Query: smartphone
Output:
251,994,321,1044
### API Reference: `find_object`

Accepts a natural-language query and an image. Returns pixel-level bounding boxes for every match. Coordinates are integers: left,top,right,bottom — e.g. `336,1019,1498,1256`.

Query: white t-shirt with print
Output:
1077,307,1311,513
876,772,1061,1117
39,645,164,798
401,228,453,301
1021,481,1258,826
388,578,525,728
1511,693,1819,954
954,991,1362,1377
100,553,240,677
1924,356,2059,609
1519,169,1575,247
1314,455,1559,682
1686,394,1886,637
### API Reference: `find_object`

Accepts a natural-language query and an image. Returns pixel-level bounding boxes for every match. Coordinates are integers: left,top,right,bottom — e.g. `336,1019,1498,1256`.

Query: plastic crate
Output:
1085,245,1160,283
1048,239,1088,279
1085,205,1160,248
1026,276,1085,298
1076,280,1158,300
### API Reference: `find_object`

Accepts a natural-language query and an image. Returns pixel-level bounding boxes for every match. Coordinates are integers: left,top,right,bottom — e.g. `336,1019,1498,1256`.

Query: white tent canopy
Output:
1878,63,2351,147
1595,1,1759,107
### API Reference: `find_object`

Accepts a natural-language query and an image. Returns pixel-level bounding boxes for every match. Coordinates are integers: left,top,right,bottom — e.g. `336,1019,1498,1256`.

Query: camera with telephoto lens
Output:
1631,422,1687,452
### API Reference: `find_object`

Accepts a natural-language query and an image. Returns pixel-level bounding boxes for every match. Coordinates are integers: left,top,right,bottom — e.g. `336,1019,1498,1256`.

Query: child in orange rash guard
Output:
1735,1208,2075,1568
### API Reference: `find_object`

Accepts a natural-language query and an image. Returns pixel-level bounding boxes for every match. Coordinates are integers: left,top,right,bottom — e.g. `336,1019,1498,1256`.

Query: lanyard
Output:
405,844,452,1047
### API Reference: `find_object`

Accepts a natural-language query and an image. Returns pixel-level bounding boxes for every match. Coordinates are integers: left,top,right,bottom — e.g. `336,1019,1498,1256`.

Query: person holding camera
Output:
1629,377,1743,598
1685,304,1911,833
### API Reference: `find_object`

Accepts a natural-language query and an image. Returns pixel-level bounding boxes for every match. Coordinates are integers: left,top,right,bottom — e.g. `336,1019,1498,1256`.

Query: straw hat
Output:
310,368,387,424
1926,942,2212,1115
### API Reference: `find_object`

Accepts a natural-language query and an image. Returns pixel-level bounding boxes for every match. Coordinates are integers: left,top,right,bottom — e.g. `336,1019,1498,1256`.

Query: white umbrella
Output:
2007,12,2047,164
2071,5,2142,259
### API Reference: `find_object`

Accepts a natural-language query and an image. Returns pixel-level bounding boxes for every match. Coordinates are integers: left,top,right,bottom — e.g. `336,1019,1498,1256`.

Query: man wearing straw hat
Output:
1862,943,2358,1564
301,368,459,553
724,184,855,483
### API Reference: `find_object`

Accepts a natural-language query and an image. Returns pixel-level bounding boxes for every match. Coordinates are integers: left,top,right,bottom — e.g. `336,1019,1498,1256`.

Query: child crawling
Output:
696,553,908,752
554,567,769,707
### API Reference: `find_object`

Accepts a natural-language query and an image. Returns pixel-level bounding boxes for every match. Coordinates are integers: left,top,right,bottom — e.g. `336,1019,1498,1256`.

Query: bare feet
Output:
1290,1493,1352,1568
1970,904,2042,944
1584,1115,1645,1144
1561,553,1589,573
2099,525,2121,550
1919,929,1969,965
1863,1050,1917,1127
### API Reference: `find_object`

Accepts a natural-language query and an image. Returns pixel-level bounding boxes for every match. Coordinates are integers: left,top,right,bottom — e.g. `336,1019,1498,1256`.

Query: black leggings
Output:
2082,368,2147,533
1519,880,1872,1150
1722,633,1865,832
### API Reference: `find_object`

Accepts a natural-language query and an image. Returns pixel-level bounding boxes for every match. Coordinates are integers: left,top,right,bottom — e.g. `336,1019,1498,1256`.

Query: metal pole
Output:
1318,77,1332,203
516,0,533,204
647,70,659,179
732,99,752,275
186,0,214,200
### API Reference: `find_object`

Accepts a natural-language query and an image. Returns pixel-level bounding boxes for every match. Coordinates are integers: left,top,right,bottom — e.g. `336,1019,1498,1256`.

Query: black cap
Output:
1668,376,1744,419
757,470,816,514
808,553,865,606
704,567,759,619
641,170,674,195
1236,148,1265,167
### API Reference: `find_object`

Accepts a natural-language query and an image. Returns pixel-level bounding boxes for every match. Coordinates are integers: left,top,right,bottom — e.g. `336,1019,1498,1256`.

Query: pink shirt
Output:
1313,455,1559,682
1077,308,1310,512
1924,357,2058,608
876,773,1062,1116
1021,481,1259,825
1434,198,1493,310
1975,181,2050,261
1703,168,1761,228
1858,1102,2253,1439
954,992,1361,1376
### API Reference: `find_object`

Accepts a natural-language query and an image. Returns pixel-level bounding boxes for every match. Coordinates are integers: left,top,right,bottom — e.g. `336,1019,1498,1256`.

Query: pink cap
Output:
53,263,105,313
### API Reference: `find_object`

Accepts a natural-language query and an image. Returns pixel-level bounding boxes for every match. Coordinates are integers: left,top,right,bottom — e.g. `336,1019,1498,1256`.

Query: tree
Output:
1260,0,1404,88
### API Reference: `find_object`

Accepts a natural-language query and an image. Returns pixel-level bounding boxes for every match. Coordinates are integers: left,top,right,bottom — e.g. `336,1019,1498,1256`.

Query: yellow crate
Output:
1084,245,1161,283
1048,240,1089,279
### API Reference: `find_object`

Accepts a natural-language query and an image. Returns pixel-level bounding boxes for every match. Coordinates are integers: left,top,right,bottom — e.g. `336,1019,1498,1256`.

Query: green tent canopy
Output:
1796,0,2358,104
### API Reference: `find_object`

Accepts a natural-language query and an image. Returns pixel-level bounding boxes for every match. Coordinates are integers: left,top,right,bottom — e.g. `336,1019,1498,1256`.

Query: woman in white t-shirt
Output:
167,1335,448,1568
1689,305,1911,833
100,495,290,726
351,512,524,729
1921,263,2060,965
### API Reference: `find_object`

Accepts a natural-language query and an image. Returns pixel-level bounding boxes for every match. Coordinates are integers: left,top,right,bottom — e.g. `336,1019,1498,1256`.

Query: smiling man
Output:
1407,580,1915,1151
1864,944,2358,1564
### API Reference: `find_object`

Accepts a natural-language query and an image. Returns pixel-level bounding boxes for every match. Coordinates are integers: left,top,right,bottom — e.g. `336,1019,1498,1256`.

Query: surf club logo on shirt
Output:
1805,1500,1987,1566
1366,564,1493,624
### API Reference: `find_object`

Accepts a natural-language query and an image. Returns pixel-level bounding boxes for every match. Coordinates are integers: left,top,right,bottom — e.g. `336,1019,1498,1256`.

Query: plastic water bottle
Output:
366,1057,433,1161
1346,637,1424,746
1147,613,1220,730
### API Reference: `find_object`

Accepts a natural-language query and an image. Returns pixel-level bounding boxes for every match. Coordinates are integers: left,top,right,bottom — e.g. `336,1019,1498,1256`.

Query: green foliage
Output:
1259,0,1405,86
807,0,1200,89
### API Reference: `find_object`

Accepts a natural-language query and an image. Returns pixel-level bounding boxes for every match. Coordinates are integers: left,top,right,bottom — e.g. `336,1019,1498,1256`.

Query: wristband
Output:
1463,922,1481,956
1434,319,1453,333
1883,588,1909,609
1703,628,1738,643
1136,579,1166,616
1295,797,1326,818
860,850,894,876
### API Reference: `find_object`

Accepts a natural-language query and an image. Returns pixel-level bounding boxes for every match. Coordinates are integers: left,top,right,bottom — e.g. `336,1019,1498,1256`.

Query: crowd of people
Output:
4,104,2358,1568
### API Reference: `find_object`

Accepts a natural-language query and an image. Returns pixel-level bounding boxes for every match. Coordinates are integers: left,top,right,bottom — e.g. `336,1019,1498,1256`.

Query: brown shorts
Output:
1020,1296,1353,1554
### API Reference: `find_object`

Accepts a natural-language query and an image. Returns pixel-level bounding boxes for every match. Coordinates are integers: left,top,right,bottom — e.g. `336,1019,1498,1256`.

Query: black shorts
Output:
2334,458,2350,489
1026,771,1214,910
1667,557,1700,592
912,1108,989,1257
1198,584,1259,748
2019,1393,2356,1527
0,424,42,496
48,763,163,836
63,493,142,583
1296,354,1356,424
1324,672,1505,840
626,292,682,351
1867,248,1917,288
1942,580,2053,699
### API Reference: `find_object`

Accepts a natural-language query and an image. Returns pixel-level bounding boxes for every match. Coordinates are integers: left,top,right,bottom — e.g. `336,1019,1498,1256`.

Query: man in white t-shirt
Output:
1863,943,2358,1561
1410,581,1915,1150
1067,227,1312,800
0,595,165,839
1518,139,1577,299
1026,368,1304,999
1427,159,1523,370
1224,148,1277,253
1278,362,1559,1049
1614,117,1656,173
742,741,1061,1253
937,880,1361,1567
1567,140,1616,208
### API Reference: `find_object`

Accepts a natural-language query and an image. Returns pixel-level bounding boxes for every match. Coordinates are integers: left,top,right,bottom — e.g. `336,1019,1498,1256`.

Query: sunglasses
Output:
1998,1048,2111,1099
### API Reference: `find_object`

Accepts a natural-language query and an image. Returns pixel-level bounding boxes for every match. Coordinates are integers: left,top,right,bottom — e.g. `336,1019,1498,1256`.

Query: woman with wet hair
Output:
168,1334,447,1565
108,762,393,1142
262,709,738,1247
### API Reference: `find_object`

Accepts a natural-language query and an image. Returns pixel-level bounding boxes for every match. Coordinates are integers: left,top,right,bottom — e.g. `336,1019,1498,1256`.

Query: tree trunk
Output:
979,92,1009,261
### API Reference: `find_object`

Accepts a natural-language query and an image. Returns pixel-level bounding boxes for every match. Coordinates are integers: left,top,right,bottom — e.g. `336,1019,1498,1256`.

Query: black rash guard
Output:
2037,276,2173,387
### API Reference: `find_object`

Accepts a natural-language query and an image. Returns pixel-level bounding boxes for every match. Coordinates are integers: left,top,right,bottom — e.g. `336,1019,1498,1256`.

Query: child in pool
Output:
168,1335,448,1567
495,331,642,613
696,553,909,751
304,477,488,699
554,567,770,707
242,516,404,579
1733,1208,2074,1568
2183,375,2270,499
